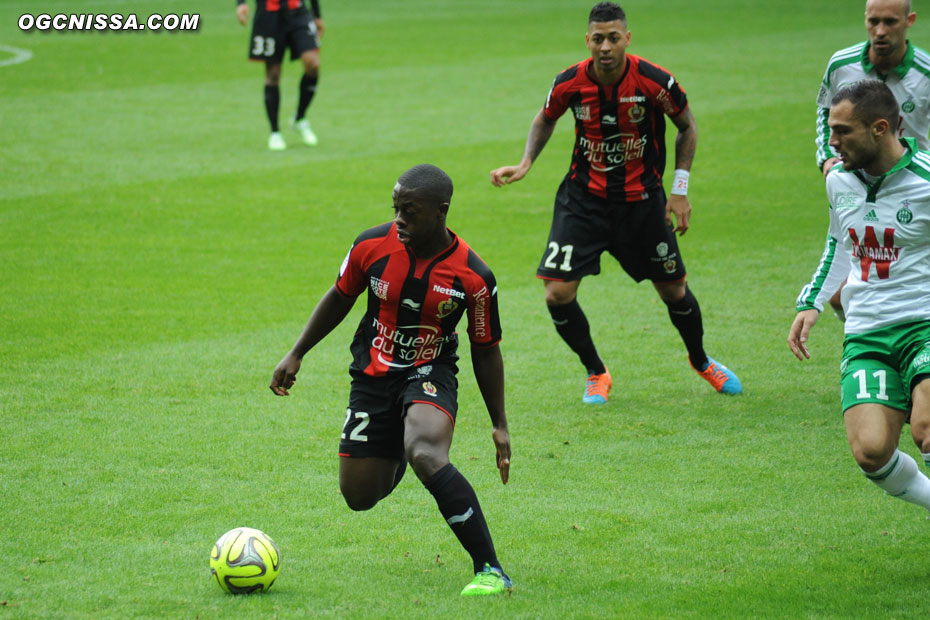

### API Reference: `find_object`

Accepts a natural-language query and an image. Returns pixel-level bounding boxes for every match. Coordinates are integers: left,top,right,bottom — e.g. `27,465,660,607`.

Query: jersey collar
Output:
583,55,631,87
852,137,917,202
860,40,914,79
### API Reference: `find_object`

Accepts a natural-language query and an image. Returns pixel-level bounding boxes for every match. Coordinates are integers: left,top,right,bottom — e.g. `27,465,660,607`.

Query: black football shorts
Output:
339,362,459,459
537,178,687,283
248,7,319,63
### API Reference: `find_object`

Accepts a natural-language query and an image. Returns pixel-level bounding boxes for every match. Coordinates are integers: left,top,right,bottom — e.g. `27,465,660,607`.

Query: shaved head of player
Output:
865,0,916,71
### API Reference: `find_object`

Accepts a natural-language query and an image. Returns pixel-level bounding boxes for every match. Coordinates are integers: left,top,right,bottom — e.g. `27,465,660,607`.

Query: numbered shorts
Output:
537,178,687,283
248,7,318,63
339,363,459,459
840,320,930,413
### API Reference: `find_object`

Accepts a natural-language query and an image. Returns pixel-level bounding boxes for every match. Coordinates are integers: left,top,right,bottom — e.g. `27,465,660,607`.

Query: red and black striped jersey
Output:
334,222,502,377
242,0,320,16
543,55,688,202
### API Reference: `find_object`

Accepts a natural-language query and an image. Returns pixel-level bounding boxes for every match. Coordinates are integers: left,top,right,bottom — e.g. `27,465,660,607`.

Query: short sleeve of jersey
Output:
334,223,392,297
543,63,581,121
464,250,502,347
334,241,366,297
636,58,688,118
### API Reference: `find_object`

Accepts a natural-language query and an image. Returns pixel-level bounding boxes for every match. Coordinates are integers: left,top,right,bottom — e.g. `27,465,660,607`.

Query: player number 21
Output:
853,368,889,401
341,409,370,442
544,242,574,272
251,36,276,57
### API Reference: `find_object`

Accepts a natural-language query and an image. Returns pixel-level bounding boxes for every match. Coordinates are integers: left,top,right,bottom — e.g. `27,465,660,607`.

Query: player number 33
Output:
251,36,276,57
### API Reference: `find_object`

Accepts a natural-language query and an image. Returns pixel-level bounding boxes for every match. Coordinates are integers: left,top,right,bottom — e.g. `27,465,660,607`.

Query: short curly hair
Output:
589,2,626,25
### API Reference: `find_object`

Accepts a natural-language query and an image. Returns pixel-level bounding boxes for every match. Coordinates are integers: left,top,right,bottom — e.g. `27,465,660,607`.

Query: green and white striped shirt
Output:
816,41,930,168
798,138,930,334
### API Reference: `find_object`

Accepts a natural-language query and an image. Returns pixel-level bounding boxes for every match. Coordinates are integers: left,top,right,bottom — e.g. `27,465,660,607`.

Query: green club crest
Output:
902,100,916,113
897,205,913,224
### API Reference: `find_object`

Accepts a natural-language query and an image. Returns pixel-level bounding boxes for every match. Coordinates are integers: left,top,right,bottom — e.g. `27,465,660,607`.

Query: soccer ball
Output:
210,527,281,594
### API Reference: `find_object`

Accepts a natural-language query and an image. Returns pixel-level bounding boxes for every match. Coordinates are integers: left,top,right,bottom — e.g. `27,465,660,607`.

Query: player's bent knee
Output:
543,287,575,307
264,65,282,85
849,440,896,471
406,445,447,482
340,486,380,512
542,278,580,306
910,420,930,453
339,474,383,511
301,51,320,72
653,280,686,304
403,404,453,482
344,498,377,512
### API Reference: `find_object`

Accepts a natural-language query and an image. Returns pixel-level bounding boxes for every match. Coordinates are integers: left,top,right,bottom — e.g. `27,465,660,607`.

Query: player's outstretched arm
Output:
471,343,511,484
270,286,357,396
787,309,820,361
490,110,557,187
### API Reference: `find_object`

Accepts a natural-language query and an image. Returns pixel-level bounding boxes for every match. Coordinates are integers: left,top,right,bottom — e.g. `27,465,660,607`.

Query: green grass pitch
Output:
3,0,930,617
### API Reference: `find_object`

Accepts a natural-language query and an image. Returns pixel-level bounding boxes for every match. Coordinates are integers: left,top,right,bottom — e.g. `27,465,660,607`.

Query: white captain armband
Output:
670,169,690,196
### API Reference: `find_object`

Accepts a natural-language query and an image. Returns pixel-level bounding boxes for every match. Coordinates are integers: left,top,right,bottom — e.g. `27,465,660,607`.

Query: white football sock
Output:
921,451,930,469
863,450,930,509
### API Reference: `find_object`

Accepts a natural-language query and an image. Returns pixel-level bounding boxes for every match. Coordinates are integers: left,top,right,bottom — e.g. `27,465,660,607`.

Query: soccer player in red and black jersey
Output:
236,0,323,150
490,2,741,402
270,164,513,596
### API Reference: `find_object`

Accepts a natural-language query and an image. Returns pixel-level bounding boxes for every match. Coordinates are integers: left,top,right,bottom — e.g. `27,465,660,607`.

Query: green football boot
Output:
460,563,513,597
293,118,318,146
268,131,286,151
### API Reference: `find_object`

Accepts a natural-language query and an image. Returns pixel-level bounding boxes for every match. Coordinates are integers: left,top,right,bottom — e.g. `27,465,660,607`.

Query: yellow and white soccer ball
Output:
210,527,280,594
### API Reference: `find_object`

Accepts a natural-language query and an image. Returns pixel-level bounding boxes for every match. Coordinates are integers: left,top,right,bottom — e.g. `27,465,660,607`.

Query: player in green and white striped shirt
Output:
815,0,930,319
790,80,930,514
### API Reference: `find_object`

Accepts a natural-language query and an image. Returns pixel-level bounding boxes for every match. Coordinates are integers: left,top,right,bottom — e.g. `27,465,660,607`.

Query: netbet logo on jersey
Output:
432,284,465,299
